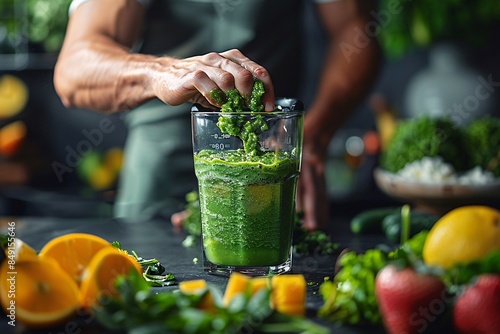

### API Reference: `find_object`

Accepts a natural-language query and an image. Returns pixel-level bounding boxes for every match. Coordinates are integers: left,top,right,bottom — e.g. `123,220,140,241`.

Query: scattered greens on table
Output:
180,191,339,256
111,241,176,287
94,269,330,334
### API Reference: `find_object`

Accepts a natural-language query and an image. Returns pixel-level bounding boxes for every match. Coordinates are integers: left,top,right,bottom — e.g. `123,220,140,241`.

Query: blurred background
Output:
1,0,499,218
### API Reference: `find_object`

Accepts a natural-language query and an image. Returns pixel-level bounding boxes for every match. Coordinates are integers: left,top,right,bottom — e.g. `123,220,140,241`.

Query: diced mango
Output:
223,272,251,306
179,279,208,293
271,275,307,316
179,279,215,311
250,277,271,295
222,273,307,317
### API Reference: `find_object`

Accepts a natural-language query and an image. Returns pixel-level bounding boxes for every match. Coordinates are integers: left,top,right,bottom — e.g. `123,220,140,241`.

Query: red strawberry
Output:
454,274,500,334
375,264,448,334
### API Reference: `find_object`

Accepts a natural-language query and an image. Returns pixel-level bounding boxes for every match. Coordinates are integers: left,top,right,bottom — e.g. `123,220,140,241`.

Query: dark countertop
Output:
0,210,391,334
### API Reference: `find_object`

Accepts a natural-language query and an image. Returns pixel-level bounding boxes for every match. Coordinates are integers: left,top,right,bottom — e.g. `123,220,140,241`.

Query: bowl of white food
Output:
374,157,500,215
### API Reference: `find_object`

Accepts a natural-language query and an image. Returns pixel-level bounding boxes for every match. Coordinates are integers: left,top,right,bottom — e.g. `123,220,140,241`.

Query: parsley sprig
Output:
112,241,176,287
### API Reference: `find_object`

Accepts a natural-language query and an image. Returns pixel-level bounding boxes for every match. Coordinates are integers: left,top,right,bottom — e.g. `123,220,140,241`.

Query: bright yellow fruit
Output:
2,237,38,263
179,279,215,311
0,75,28,119
0,257,80,328
0,120,27,157
80,247,142,309
38,233,113,285
271,275,306,316
423,206,500,269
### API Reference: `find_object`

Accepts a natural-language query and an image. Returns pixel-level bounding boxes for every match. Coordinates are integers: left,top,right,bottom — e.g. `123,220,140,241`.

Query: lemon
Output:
423,205,500,269
0,75,29,119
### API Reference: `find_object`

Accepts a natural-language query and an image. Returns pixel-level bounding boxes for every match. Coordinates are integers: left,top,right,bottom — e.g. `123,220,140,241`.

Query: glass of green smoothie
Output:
191,98,304,276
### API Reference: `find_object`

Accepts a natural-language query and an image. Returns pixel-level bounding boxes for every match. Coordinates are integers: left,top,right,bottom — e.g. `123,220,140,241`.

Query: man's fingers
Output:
219,49,275,109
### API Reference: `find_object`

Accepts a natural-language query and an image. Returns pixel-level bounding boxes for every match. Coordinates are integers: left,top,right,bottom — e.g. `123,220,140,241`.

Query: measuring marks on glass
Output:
210,133,232,150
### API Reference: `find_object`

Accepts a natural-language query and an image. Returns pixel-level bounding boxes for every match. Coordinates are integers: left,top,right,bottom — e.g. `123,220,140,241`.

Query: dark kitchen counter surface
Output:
0,206,393,334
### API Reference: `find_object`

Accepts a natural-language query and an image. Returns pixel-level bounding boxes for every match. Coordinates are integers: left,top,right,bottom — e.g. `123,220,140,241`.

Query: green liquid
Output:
194,149,299,267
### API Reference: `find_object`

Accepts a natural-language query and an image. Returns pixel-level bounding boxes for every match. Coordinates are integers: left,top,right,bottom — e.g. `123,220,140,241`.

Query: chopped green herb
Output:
112,242,176,287
216,79,267,155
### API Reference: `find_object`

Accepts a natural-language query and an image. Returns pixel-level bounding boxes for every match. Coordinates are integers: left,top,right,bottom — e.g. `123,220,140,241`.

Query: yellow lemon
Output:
423,206,500,269
0,75,29,119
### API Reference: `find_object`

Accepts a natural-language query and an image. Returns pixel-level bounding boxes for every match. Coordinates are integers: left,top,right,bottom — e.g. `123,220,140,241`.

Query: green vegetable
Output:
94,269,329,334
111,242,176,287
465,115,500,177
318,248,389,325
350,207,401,235
442,250,500,292
380,116,469,173
318,232,429,325
382,210,440,243
293,212,339,256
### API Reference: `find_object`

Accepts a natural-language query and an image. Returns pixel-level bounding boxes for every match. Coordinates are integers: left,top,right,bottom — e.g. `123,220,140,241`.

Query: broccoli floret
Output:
380,117,469,173
466,116,500,177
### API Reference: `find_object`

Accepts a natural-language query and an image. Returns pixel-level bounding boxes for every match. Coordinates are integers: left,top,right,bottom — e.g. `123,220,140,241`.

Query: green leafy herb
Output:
442,250,500,292
292,212,339,256
318,232,429,325
112,242,176,287
318,248,389,325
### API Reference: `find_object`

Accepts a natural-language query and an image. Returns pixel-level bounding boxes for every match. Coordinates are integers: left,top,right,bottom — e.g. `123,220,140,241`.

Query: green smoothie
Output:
194,149,299,267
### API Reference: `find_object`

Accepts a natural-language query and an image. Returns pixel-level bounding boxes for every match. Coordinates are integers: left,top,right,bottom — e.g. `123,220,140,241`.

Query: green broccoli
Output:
466,116,500,177
380,117,469,173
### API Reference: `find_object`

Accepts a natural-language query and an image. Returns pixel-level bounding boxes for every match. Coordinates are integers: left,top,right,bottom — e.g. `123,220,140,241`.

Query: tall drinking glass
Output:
191,99,304,276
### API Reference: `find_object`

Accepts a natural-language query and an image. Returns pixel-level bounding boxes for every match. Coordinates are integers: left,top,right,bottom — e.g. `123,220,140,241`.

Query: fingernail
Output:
265,102,274,111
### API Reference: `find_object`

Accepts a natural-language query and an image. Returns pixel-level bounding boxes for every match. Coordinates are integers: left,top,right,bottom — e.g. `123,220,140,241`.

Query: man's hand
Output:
153,49,275,111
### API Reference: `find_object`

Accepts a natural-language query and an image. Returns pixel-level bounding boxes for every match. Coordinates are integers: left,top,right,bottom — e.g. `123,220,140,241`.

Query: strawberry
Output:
453,274,500,334
375,264,448,334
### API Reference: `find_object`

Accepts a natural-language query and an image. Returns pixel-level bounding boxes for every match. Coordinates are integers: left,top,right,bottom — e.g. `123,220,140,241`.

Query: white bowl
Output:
373,167,500,214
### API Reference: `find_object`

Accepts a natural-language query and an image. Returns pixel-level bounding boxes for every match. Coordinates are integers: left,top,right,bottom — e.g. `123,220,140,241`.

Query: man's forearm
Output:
54,35,170,113
305,17,381,151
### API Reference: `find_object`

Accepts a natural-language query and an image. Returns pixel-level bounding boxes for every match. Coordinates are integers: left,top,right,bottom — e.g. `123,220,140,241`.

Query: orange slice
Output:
0,257,80,328
80,247,142,309
2,237,38,262
38,233,113,285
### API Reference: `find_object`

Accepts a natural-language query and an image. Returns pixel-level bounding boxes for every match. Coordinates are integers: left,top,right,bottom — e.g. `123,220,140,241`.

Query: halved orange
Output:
38,233,113,285
0,257,80,328
80,247,142,309
2,237,38,262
